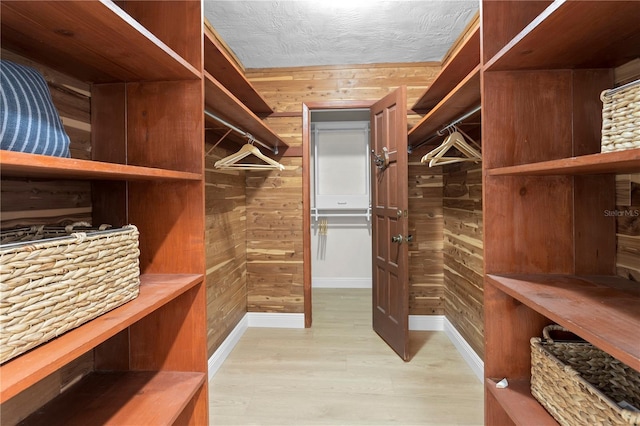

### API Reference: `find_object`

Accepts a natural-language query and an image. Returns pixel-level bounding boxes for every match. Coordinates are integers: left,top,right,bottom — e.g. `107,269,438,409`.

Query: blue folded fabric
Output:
1,59,71,157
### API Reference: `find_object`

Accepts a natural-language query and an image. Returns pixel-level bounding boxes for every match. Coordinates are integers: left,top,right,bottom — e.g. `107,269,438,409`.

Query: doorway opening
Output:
309,109,373,328
302,101,376,327
303,89,410,360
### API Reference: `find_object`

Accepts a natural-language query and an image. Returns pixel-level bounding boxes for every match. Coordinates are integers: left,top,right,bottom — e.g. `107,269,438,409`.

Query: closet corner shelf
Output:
486,274,640,370
487,149,640,176
20,371,205,426
408,65,480,146
204,71,287,152
0,0,200,83
0,151,202,181
412,24,480,112
484,1,640,72
204,26,273,116
485,379,558,426
0,273,204,402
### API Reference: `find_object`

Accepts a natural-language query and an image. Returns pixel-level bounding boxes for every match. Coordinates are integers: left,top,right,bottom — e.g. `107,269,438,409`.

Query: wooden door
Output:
370,86,409,360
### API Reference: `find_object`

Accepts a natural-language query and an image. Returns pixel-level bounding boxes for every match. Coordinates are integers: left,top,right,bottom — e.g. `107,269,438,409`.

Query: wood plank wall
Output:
616,174,640,281
246,158,304,313
443,162,484,359
408,156,444,315
1,50,92,230
0,51,94,424
245,63,441,314
613,65,640,282
204,143,248,356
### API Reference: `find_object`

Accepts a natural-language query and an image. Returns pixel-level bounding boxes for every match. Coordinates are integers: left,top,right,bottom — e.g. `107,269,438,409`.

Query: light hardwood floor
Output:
209,288,484,425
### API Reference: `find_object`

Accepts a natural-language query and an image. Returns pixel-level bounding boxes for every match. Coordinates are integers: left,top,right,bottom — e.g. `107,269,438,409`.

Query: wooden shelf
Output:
0,1,200,83
485,379,558,426
408,65,480,146
487,274,640,370
412,24,480,112
0,151,202,181
21,371,205,426
204,71,287,152
484,1,640,72
0,274,203,402
204,27,273,116
487,149,640,176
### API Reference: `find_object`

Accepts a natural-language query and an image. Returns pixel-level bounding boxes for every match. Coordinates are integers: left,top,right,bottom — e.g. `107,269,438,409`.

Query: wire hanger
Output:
421,125,481,167
214,138,285,171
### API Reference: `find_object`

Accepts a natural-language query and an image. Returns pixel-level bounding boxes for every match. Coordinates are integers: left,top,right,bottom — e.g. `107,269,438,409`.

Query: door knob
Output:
391,234,413,244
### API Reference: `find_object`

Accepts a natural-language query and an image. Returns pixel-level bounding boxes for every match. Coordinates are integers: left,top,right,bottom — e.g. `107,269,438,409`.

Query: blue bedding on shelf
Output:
0,59,71,157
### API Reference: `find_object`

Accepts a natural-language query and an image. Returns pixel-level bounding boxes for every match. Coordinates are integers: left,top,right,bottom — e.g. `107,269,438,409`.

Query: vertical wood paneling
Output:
408,156,444,315
443,162,484,359
204,144,248,356
245,63,441,315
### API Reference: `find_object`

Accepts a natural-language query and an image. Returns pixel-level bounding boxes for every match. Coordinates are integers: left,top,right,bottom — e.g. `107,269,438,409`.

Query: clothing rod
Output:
204,109,278,155
408,105,482,153
313,213,370,217
311,207,371,222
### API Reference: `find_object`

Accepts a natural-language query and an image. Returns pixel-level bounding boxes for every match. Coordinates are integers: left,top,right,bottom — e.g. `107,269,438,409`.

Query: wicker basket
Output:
0,224,140,364
601,79,640,153
531,325,640,425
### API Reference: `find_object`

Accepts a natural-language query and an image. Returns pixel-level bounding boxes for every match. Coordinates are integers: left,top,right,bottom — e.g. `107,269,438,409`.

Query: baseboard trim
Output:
408,314,444,331
443,318,484,383
247,312,305,328
312,277,372,288
208,315,248,380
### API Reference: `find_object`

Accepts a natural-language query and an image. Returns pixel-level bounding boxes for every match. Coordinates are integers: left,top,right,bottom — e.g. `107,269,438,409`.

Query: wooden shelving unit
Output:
0,1,208,424
485,379,558,426
482,1,640,424
487,274,640,369
487,149,640,176
408,21,480,148
1,275,203,401
204,71,287,152
484,1,640,72
0,1,200,82
408,66,480,146
0,151,202,181
20,371,205,426
204,24,273,116
413,24,480,112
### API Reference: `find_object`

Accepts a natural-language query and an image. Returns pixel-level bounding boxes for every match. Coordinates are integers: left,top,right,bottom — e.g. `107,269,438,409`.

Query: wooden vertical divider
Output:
480,1,552,64
120,0,203,71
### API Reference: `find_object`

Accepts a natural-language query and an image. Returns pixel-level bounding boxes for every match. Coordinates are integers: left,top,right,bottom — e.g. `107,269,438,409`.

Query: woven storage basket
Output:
601,79,640,153
0,224,140,364
531,325,640,425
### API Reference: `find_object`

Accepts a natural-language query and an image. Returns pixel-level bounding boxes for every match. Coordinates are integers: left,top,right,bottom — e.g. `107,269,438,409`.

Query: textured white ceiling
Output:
203,1,478,69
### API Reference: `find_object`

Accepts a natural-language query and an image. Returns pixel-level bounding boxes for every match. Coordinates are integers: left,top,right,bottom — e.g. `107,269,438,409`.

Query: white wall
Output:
311,217,372,288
